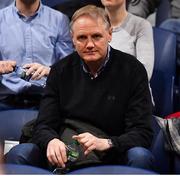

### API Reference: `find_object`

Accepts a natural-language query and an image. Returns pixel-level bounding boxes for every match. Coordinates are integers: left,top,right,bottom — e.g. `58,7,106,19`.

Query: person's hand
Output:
23,63,50,80
0,61,16,74
47,138,67,168
72,132,110,155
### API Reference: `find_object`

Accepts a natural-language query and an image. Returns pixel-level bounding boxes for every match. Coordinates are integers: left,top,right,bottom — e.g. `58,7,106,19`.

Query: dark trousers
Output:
0,93,42,110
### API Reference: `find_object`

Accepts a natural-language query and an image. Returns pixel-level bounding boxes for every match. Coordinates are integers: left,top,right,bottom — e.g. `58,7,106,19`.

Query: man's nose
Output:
86,38,95,48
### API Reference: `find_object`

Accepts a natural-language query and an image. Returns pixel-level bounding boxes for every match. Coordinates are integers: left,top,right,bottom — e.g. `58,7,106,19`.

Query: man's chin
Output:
82,55,100,61
84,58,100,63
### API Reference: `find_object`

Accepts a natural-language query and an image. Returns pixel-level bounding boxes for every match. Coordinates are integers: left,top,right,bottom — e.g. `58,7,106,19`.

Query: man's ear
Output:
70,31,73,39
108,27,113,42
70,31,75,45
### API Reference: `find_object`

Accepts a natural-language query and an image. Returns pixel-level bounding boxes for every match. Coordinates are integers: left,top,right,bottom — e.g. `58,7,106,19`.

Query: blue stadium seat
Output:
152,128,180,174
150,27,176,117
174,155,180,174
0,109,38,150
42,0,70,7
156,0,171,26
68,165,157,174
2,164,51,174
151,129,171,174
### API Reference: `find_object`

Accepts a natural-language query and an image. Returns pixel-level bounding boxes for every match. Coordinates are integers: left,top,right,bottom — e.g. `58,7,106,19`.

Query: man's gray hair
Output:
70,5,111,32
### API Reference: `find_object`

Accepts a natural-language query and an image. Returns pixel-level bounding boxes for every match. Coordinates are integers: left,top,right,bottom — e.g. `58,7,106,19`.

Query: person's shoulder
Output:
111,48,148,79
128,13,152,28
0,4,12,15
111,47,146,71
41,4,69,20
51,52,80,72
0,5,13,22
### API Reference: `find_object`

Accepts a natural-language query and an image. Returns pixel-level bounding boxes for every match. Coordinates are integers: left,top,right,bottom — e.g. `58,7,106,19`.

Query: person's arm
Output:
0,60,16,74
31,63,70,167
135,19,154,81
128,0,160,18
110,62,153,155
32,64,63,149
55,14,74,60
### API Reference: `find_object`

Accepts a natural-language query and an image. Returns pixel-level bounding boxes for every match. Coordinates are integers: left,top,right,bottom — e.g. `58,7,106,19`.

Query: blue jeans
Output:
6,143,155,171
126,147,155,170
5,143,46,168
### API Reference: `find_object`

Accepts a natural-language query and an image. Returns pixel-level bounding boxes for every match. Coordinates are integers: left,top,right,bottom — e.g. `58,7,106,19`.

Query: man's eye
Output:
77,36,86,41
92,34,102,40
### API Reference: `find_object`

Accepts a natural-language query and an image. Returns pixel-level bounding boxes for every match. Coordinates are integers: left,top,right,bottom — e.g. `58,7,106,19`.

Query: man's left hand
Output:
72,132,110,155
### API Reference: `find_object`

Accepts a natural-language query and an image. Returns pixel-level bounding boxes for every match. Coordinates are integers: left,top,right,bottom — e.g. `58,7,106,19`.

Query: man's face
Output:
20,0,37,5
71,16,112,64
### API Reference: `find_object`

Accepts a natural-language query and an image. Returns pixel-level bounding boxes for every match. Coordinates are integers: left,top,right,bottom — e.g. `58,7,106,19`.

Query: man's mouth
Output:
84,51,97,54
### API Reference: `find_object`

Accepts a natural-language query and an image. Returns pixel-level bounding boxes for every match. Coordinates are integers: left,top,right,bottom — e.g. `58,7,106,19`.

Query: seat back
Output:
41,0,69,7
156,0,171,26
150,27,176,117
0,109,38,143
151,129,171,174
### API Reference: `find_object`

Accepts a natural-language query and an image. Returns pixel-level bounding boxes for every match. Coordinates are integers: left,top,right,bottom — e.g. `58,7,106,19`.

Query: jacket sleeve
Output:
32,65,63,151
135,19,154,80
110,62,153,155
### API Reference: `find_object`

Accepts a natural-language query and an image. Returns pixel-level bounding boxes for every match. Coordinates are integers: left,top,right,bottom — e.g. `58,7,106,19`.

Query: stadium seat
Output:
0,109,38,153
151,129,171,174
152,128,180,174
68,165,157,174
174,155,180,174
156,0,171,26
150,27,176,117
1,164,51,174
41,0,70,7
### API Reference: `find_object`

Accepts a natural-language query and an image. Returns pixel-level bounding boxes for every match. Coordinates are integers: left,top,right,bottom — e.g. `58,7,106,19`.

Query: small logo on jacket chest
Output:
107,95,116,101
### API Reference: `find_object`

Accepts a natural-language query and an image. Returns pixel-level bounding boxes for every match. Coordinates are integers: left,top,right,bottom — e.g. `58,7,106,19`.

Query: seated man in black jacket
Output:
6,5,155,173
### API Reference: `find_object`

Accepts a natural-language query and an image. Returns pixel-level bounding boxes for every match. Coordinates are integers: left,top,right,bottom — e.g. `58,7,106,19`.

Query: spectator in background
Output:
101,0,154,81
127,0,160,19
128,0,180,19
170,0,180,19
0,0,13,9
0,61,16,74
6,5,154,172
0,0,73,110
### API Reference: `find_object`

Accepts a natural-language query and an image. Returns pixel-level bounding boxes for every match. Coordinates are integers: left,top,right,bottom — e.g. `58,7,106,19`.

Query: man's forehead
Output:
72,15,106,30
74,15,105,25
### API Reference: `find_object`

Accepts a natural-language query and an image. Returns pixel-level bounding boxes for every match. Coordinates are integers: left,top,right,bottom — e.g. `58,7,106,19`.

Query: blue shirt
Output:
0,1,73,95
0,0,13,9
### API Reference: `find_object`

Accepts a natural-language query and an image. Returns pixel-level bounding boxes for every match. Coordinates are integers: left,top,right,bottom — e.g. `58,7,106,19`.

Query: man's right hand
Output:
0,61,16,74
47,138,67,168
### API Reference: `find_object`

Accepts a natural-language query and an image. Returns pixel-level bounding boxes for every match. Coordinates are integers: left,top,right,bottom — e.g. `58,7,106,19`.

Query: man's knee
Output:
5,143,43,167
126,147,155,170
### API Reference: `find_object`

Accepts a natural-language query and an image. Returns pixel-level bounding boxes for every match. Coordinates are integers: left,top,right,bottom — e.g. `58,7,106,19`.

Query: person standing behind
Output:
101,0,154,81
0,0,73,110
127,0,180,20
0,61,16,74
